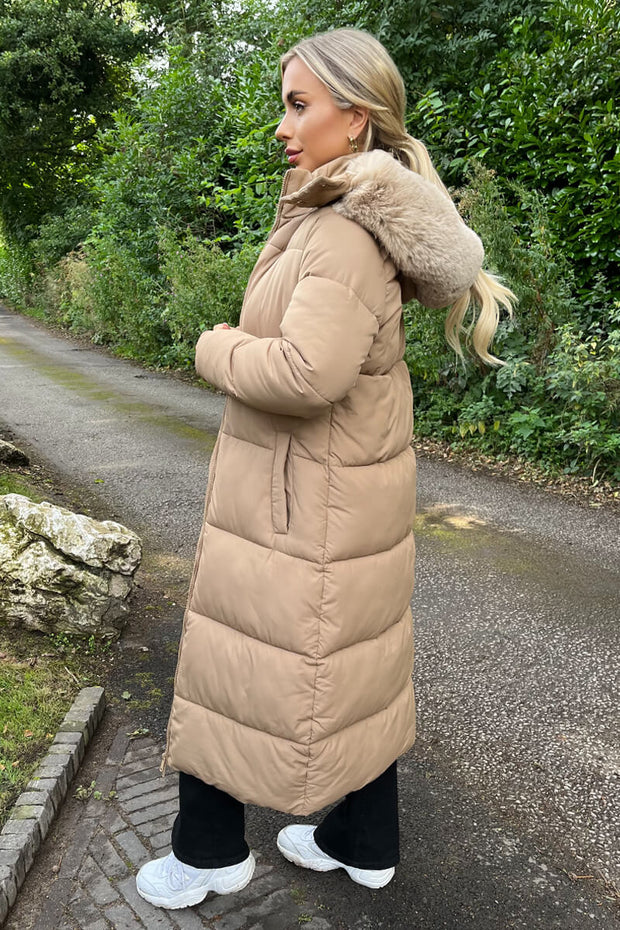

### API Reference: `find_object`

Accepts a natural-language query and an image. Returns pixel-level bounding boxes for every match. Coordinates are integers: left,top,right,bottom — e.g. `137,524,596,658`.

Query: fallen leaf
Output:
23,730,33,738
121,691,131,700
127,727,150,739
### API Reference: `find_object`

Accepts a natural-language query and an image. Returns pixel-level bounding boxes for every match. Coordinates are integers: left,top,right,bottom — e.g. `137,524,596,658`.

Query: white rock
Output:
0,494,142,639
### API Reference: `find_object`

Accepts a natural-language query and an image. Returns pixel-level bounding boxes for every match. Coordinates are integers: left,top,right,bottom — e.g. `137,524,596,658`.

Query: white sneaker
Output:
136,850,255,909
277,825,395,889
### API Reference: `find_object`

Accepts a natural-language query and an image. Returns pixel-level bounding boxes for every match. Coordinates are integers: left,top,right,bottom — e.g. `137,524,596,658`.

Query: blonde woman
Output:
136,28,513,909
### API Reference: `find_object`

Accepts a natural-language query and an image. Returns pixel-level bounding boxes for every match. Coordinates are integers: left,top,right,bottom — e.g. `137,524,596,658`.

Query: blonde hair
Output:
281,29,515,365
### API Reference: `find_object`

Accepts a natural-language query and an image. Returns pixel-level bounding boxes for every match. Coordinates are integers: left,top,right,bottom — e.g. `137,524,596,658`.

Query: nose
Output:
275,114,291,142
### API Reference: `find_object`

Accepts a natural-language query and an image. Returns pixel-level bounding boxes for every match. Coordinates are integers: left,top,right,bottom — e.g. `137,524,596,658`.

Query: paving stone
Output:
113,830,151,870
121,784,178,814
149,829,171,850
124,740,158,761
100,808,129,835
116,758,162,780
117,875,177,929
79,855,119,906
83,921,109,930
133,813,176,839
152,843,171,859
197,871,287,920
168,905,207,930
116,766,166,791
90,834,131,880
104,902,146,930
116,775,179,806
129,798,178,828
70,892,110,928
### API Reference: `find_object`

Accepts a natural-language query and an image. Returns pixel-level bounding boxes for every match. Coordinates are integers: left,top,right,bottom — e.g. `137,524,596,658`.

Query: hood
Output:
282,150,484,308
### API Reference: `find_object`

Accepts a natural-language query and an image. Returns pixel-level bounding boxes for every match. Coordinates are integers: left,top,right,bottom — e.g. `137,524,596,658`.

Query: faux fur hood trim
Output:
283,150,484,308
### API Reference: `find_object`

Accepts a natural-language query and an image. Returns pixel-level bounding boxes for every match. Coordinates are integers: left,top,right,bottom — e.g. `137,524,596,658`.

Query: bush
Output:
159,232,260,367
407,164,620,481
0,239,34,305
411,0,620,296
74,235,167,359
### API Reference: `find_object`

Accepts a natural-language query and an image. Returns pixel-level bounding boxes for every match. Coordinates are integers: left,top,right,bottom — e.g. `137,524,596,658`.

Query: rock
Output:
0,494,142,639
0,440,29,467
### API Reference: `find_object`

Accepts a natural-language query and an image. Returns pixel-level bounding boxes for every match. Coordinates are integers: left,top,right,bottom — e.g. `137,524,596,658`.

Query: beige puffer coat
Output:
163,150,483,815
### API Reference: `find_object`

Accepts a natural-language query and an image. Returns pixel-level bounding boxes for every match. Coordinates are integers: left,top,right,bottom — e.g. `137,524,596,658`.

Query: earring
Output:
348,136,359,153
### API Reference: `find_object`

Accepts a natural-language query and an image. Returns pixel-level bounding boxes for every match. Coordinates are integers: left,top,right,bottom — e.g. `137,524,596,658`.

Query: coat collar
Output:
279,149,483,307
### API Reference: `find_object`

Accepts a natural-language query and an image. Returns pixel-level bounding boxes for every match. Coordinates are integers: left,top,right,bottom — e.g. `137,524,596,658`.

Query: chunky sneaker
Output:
277,825,395,889
136,850,255,909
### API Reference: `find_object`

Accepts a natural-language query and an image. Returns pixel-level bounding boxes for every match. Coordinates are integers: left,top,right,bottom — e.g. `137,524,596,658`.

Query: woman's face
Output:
276,57,367,172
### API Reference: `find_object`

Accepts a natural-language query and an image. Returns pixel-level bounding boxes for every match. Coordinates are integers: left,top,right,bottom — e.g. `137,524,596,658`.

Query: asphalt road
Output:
1,304,618,929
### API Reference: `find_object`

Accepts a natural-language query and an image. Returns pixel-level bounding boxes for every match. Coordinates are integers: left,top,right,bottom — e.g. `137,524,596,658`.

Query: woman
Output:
136,28,513,909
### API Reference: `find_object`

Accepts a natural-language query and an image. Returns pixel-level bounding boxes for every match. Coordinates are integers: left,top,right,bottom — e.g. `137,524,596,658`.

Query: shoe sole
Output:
277,838,340,874
136,853,256,909
277,840,394,889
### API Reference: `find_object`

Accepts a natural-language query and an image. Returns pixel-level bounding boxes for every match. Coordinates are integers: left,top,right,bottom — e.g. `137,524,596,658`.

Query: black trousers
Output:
171,761,399,871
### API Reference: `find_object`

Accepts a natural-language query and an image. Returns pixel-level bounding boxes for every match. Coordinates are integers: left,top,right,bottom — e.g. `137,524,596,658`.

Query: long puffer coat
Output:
162,150,484,815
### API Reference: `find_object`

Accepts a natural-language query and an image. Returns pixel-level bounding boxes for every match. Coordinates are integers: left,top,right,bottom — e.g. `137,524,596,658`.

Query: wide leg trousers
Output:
171,762,399,871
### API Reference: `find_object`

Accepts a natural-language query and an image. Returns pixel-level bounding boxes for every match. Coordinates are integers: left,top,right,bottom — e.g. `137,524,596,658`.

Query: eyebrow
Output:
286,90,308,103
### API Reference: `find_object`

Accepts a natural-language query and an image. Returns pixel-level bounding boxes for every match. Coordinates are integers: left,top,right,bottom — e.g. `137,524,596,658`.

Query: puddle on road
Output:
414,503,619,608
0,332,217,452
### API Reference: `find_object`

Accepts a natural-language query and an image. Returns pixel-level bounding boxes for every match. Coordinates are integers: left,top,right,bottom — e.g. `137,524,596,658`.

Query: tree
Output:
0,0,149,244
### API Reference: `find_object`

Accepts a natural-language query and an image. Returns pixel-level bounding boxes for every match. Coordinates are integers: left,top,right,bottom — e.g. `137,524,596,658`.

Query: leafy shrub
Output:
159,231,260,367
76,235,167,359
0,239,34,305
412,0,620,296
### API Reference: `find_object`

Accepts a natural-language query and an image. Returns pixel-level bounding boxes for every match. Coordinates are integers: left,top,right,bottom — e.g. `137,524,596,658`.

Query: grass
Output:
0,628,111,829
0,471,44,500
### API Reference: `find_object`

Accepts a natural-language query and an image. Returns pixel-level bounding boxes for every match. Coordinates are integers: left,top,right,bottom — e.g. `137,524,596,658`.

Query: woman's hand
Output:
213,322,231,331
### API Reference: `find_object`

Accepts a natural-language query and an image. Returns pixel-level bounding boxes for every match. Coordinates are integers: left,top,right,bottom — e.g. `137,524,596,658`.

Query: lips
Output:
285,149,301,165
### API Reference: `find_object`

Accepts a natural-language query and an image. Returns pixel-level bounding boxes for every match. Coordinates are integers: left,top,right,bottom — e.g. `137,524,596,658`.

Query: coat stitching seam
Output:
184,602,411,661
173,678,412,746
303,409,333,808
202,520,413,564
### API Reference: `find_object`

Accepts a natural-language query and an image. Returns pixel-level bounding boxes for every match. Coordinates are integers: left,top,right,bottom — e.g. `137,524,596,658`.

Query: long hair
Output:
281,29,515,365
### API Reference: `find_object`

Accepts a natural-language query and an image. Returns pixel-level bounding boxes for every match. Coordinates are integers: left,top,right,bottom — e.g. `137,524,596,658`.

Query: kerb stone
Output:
0,864,17,908
11,797,54,840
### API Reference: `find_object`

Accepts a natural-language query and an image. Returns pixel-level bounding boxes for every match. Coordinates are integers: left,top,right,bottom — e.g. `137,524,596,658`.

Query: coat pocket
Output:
272,432,292,535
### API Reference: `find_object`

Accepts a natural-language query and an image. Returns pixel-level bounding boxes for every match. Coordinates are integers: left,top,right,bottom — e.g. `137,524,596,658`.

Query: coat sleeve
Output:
195,275,379,419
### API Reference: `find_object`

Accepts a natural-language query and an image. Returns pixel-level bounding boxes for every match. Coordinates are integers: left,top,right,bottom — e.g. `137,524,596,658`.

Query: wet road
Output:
1,305,618,928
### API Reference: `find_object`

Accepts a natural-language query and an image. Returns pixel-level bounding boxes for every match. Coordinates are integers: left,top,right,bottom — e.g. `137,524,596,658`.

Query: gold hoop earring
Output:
348,136,359,153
